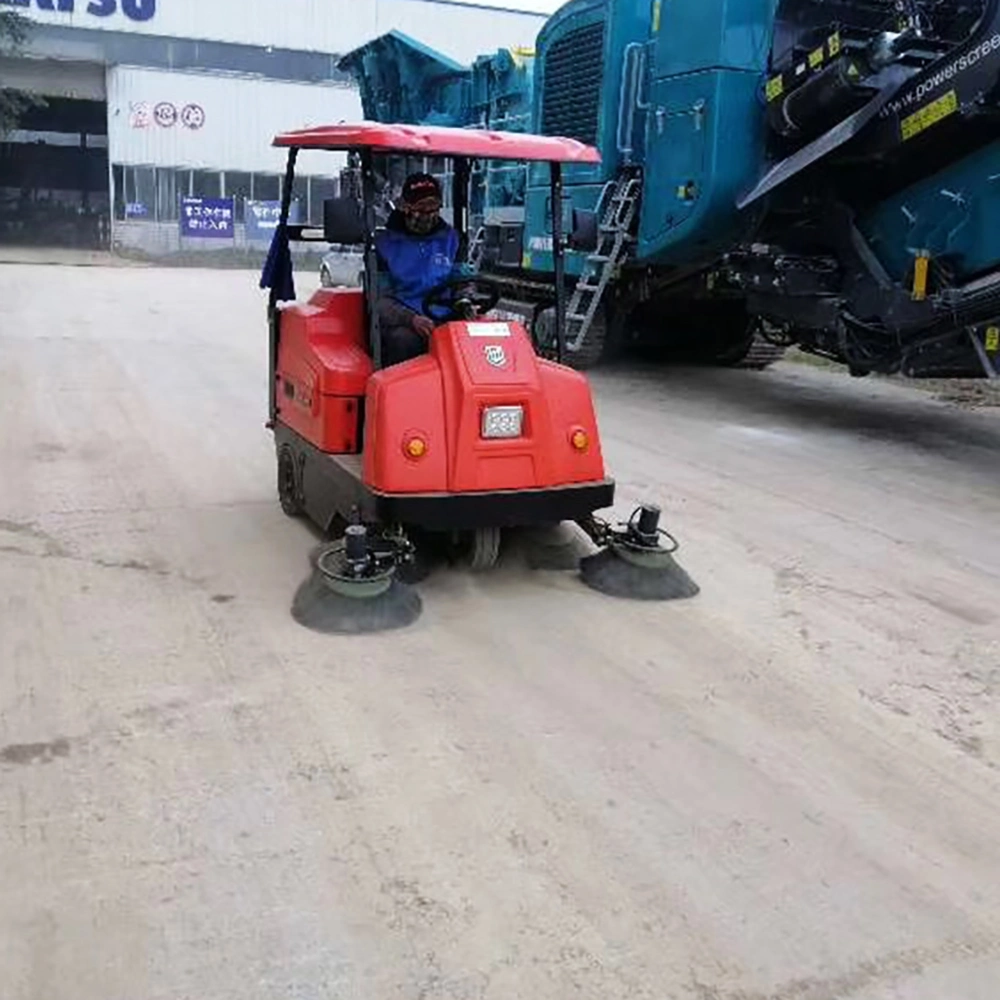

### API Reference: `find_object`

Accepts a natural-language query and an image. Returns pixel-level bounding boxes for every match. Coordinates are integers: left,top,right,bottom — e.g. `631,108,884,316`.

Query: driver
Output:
375,173,463,366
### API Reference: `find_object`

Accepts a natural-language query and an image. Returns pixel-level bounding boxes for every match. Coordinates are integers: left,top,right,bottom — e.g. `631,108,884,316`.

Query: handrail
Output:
617,42,650,162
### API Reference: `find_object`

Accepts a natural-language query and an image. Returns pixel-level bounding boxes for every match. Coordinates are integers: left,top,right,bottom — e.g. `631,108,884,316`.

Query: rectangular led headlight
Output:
481,405,524,439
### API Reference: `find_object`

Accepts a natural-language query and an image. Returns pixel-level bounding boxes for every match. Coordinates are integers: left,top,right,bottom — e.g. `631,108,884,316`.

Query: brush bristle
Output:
579,548,700,601
291,572,422,634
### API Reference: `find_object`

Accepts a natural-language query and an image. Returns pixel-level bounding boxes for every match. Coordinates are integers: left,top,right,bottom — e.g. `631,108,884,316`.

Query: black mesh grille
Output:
541,21,605,145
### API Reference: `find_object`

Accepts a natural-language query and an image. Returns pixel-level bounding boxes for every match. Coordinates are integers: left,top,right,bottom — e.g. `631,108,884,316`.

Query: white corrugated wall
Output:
107,66,363,175
24,0,546,64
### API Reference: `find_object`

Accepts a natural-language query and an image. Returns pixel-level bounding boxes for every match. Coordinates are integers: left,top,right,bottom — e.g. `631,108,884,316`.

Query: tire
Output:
469,527,502,571
277,445,303,517
319,264,333,288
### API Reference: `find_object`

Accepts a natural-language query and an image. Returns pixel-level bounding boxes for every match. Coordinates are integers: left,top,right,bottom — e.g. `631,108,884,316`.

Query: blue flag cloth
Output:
260,224,295,303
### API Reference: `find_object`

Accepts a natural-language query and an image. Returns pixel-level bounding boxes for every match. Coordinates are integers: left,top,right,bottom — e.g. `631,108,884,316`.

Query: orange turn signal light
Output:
570,429,589,452
404,436,427,459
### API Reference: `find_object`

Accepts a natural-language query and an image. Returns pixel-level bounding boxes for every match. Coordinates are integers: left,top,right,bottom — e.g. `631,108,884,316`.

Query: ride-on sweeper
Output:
261,122,698,632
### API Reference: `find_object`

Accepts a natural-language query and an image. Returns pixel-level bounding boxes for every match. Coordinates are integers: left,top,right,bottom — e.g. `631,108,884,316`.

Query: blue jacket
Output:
375,211,461,318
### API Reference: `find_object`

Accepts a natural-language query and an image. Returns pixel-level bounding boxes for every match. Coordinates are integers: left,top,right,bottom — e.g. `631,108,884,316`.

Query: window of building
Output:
225,171,252,223
192,170,221,199
309,176,339,224
294,174,309,220
176,168,192,199
253,174,280,202
133,166,156,220
112,164,125,220
156,167,178,222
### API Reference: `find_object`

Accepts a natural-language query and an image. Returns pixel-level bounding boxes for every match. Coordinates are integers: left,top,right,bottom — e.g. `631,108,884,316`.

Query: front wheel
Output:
468,527,502,571
277,445,303,517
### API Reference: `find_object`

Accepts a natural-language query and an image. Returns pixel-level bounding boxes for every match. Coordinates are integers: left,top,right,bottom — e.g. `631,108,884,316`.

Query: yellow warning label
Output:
912,254,930,301
521,252,532,270
652,0,661,33
766,75,784,102
901,89,958,141
809,47,824,69
986,327,1000,352
828,32,841,57
847,62,860,77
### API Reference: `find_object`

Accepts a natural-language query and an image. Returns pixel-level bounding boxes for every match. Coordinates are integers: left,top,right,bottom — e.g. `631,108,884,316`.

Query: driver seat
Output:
323,196,382,355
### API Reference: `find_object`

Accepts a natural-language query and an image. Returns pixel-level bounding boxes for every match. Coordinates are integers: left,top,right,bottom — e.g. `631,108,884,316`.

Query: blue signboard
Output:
0,1,156,23
125,202,149,219
245,199,301,242
180,197,234,239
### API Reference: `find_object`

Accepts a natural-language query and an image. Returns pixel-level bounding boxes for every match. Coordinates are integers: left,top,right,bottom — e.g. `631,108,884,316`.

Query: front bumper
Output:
365,479,615,531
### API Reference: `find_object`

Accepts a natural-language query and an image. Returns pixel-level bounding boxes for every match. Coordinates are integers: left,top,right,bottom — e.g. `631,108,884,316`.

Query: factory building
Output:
0,0,546,254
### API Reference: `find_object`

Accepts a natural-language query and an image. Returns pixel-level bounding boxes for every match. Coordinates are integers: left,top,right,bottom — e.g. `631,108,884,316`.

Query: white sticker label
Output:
466,322,511,338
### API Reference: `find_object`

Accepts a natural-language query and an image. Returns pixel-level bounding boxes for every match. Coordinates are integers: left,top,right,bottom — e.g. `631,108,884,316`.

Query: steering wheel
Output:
422,275,501,322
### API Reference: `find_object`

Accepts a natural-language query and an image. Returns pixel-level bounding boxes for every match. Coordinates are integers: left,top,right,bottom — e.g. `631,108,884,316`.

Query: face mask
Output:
404,207,439,235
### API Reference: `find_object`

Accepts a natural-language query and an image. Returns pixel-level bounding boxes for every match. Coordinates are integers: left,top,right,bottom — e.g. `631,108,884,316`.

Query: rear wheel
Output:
277,445,303,517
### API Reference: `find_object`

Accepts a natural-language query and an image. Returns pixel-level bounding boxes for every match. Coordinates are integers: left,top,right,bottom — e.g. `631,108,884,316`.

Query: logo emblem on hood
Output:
484,344,507,367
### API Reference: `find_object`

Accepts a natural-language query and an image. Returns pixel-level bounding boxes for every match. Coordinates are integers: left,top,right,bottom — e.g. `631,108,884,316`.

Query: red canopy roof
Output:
272,122,601,164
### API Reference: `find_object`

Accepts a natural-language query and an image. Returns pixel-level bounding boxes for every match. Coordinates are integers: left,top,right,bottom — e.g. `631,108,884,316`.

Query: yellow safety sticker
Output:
652,0,661,34
901,89,958,141
912,253,930,301
766,75,784,101
828,32,841,57
986,327,1000,352
521,252,532,269
809,47,824,69
847,62,860,77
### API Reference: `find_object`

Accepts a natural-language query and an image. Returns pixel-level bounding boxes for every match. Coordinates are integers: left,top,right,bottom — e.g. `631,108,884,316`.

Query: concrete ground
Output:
1,263,998,1000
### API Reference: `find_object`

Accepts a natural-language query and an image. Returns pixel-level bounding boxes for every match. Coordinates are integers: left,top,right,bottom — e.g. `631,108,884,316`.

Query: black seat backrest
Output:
323,197,366,246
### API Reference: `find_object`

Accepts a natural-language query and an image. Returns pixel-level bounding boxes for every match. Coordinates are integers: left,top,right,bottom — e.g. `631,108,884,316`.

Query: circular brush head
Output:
579,546,700,601
291,570,422,634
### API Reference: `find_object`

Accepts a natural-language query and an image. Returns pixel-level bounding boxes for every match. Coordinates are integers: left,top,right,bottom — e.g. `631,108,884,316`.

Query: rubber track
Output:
736,336,788,370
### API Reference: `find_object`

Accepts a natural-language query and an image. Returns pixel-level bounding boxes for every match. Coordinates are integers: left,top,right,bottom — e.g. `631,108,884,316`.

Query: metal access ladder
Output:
566,171,641,352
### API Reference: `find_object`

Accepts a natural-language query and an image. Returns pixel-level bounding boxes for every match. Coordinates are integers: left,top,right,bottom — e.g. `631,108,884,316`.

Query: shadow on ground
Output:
594,361,1000,474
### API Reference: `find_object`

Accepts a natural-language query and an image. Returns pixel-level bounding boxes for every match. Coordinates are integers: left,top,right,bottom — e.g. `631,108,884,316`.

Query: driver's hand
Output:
412,315,435,337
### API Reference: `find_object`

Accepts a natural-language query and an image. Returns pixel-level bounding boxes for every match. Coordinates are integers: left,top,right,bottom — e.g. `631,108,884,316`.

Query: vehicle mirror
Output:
323,197,366,245
568,209,599,253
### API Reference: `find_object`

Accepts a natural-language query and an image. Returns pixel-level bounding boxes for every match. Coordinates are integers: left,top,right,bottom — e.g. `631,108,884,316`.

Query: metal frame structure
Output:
266,122,602,408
